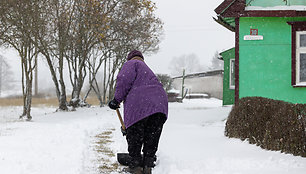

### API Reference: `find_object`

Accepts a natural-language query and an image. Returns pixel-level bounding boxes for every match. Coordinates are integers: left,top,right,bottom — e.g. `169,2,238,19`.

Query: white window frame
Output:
296,31,306,86
229,59,235,89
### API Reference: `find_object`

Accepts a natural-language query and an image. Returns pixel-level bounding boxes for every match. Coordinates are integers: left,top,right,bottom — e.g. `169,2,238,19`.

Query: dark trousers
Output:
126,113,166,167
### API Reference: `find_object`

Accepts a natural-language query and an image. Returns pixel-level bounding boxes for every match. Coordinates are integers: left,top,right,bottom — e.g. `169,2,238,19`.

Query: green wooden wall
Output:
221,48,235,105
239,17,306,104
246,0,306,7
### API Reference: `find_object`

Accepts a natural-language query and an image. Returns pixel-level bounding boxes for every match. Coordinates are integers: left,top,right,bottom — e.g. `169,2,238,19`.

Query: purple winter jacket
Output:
114,59,168,128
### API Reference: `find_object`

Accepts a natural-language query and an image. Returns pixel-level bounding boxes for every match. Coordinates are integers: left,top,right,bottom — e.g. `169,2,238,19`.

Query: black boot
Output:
125,156,143,174
123,166,143,174
143,157,155,174
143,166,152,174
143,157,155,167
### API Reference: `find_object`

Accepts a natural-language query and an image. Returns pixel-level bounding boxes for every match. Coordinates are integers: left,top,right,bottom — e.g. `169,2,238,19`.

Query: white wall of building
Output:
172,74,223,99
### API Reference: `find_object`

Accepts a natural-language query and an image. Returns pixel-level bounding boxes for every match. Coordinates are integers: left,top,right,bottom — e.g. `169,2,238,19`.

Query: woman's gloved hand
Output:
108,99,120,110
121,126,127,136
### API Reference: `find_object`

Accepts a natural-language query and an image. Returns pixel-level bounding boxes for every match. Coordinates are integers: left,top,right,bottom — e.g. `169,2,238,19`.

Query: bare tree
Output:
0,0,164,112
209,51,224,70
169,54,208,76
33,0,79,111
83,50,107,106
83,0,163,105
103,0,164,100
156,74,173,93
0,55,14,96
66,0,118,107
0,0,43,120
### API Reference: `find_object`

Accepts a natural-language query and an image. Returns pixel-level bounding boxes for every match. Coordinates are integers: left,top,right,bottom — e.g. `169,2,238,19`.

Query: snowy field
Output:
0,98,305,174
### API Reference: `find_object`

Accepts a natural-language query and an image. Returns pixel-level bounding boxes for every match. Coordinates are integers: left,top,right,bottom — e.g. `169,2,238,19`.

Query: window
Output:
287,21,306,87
296,31,306,85
229,59,235,89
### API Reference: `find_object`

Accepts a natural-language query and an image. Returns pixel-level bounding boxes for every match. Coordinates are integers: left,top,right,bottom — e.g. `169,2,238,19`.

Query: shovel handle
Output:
116,108,126,130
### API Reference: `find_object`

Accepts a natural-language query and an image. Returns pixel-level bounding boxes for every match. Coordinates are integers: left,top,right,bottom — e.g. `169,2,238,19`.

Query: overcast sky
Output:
146,0,234,74
0,0,234,86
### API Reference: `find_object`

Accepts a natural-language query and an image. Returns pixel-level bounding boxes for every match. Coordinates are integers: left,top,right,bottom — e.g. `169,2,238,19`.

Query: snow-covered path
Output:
0,99,305,174
155,99,306,174
0,107,117,174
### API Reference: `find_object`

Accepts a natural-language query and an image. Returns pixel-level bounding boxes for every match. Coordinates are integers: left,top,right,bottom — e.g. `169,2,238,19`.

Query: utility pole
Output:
181,69,185,99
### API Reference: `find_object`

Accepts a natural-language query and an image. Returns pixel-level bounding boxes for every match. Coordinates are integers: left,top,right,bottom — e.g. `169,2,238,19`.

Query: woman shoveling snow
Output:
108,50,168,174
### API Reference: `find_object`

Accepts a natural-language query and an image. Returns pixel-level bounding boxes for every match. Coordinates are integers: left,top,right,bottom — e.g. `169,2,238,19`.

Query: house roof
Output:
172,70,224,79
218,47,235,60
212,16,235,32
214,0,244,31
214,0,306,31
215,0,245,17
220,47,235,54
215,0,306,17
215,0,235,15
245,6,306,11
245,0,306,9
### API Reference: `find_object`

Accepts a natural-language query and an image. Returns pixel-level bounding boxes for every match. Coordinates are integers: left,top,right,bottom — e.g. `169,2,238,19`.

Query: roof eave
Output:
215,0,237,15
213,16,235,32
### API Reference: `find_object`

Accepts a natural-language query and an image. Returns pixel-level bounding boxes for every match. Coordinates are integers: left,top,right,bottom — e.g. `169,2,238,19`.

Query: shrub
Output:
156,74,173,92
225,97,306,157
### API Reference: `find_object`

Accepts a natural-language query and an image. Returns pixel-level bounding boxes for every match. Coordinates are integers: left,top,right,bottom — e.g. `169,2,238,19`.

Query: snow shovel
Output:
116,108,126,133
115,108,130,165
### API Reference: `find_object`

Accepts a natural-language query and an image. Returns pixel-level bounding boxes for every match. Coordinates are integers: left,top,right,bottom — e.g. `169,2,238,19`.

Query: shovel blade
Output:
117,153,132,166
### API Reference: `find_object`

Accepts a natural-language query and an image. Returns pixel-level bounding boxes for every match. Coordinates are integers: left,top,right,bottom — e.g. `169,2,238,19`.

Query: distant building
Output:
219,48,235,105
172,70,223,99
214,0,306,104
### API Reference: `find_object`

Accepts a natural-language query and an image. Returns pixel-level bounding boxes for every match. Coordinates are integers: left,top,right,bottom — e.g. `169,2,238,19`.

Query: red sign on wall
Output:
250,29,258,35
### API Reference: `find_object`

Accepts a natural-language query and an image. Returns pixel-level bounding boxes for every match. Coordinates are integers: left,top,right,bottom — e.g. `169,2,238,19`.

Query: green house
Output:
219,48,235,105
214,0,306,104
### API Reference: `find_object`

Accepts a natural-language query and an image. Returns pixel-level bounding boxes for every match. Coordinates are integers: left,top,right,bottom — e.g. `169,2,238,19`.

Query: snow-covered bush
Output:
225,97,306,157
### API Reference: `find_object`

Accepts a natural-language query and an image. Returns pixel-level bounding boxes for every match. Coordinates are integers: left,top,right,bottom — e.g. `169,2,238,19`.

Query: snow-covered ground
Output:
0,98,305,174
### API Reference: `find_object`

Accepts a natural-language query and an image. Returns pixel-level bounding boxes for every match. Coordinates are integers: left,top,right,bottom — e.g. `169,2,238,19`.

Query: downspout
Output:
235,17,240,105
